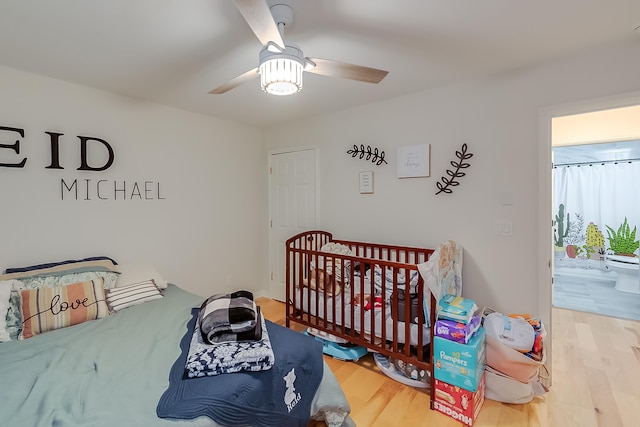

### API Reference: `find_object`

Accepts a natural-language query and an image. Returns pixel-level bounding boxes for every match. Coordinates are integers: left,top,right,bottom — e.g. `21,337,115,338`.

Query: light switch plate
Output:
494,220,512,236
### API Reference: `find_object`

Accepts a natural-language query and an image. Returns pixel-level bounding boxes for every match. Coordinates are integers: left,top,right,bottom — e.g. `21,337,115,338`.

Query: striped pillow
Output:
19,278,109,339
105,280,163,312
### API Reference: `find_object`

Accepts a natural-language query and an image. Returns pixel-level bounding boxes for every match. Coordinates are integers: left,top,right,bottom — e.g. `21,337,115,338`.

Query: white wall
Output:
263,40,640,320
0,65,267,299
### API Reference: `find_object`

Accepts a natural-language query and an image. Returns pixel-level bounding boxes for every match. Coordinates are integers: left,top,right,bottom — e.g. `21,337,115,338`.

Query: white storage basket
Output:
485,334,546,383
484,366,535,404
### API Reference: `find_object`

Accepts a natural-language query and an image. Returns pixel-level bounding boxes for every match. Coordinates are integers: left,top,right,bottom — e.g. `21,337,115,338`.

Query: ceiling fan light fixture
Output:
303,58,316,71
208,1,389,95
259,44,304,96
265,41,284,53
260,57,303,95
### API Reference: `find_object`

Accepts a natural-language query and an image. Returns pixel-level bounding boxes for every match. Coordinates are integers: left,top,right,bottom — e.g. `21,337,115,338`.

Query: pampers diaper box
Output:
434,327,486,392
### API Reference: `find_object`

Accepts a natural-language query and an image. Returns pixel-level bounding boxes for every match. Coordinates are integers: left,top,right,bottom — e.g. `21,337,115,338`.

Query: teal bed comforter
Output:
0,284,354,427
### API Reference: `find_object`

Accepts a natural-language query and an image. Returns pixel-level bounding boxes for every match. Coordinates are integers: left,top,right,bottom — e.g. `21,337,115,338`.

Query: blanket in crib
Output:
185,308,274,377
317,242,355,282
199,290,257,343
366,265,420,296
157,309,324,427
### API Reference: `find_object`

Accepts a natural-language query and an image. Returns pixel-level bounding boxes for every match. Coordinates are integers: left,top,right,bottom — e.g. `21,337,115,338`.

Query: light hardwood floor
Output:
257,298,640,427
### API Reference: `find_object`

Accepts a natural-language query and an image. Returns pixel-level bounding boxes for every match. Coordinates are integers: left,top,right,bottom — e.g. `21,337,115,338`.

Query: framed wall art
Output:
397,144,431,178
359,171,374,194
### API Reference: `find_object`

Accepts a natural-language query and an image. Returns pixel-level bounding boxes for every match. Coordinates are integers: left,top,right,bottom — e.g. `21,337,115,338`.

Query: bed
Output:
285,230,462,409
0,259,355,427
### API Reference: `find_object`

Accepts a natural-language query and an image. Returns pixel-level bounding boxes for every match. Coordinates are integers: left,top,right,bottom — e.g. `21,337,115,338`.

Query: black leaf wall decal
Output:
347,144,388,165
436,143,473,195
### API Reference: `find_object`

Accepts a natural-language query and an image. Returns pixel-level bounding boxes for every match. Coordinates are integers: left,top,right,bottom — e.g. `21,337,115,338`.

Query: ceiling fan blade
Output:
305,57,389,84
234,0,285,49
209,67,259,94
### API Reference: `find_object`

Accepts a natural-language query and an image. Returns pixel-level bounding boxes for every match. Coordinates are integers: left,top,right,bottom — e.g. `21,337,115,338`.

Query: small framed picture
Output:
397,144,431,178
359,171,374,194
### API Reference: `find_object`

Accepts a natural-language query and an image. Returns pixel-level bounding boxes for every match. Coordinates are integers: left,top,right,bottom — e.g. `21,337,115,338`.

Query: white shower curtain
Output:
553,161,640,248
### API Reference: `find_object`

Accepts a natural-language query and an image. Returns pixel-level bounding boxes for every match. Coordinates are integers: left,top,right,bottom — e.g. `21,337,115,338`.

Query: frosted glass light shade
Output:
259,57,303,95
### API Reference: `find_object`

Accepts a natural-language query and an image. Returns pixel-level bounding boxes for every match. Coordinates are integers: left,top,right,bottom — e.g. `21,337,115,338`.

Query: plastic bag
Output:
484,312,535,352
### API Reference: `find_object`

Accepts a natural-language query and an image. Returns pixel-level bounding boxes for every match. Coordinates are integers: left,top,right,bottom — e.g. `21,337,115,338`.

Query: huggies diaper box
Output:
434,327,486,391
433,373,485,426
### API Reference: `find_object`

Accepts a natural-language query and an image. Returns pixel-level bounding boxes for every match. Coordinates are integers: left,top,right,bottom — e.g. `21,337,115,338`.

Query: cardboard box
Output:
434,327,486,391
433,374,485,426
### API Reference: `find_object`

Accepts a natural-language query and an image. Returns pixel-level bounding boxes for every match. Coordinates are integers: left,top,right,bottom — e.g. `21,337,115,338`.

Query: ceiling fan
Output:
209,0,389,96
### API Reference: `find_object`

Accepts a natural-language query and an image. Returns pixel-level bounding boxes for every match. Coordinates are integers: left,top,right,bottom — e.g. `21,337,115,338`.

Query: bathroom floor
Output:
553,274,640,321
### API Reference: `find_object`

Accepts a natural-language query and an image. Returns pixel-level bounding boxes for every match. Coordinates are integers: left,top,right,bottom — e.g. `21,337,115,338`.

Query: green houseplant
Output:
553,204,571,259
605,217,639,257
554,204,571,247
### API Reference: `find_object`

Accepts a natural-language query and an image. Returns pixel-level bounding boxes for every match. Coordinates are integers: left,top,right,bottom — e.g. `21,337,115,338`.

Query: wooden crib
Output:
285,230,439,407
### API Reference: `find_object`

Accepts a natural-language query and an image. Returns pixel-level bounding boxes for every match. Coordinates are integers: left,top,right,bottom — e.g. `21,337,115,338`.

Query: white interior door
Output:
268,148,317,301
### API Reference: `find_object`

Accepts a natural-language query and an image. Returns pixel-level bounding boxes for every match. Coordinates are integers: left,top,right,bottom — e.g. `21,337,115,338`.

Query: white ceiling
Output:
1,0,639,128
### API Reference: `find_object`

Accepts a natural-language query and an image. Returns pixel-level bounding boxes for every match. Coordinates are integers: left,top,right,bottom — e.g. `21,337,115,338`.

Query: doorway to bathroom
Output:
551,105,640,321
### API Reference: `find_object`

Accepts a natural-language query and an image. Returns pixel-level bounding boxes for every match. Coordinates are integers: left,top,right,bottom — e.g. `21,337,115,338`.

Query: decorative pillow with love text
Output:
19,278,109,339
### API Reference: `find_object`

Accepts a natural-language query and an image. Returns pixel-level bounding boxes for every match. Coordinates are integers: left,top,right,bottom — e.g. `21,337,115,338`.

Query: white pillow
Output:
115,263,167,289
105,280,163,312
0,280,15,342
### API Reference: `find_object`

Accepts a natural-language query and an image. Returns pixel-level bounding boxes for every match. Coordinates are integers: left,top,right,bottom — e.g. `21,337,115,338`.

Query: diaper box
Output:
435,315,481,344
434,327,486,391
433,373,485,426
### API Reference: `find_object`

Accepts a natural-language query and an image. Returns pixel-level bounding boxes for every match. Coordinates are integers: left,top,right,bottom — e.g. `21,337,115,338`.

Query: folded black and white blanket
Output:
186,308,273,377
207,306,263,344
199,290,257,344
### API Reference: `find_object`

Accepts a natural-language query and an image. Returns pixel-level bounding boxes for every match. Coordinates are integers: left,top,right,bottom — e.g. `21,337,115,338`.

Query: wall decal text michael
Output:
0,125,166,201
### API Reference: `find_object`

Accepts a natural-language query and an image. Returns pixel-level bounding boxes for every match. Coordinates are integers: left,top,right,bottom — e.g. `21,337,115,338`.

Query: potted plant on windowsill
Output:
605,217,639,257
